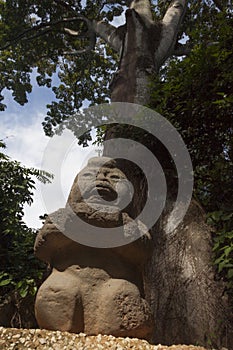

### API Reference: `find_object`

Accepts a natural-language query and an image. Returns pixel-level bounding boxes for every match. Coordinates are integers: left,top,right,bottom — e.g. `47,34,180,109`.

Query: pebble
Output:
0,327,216,350
39,338,47,344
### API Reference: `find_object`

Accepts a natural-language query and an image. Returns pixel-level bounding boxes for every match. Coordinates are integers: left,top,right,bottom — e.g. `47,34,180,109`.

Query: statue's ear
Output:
67,174,82,207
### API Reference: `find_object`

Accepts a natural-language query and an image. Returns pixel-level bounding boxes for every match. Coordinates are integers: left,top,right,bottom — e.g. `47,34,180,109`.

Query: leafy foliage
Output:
0,141,53,298
0,0,123,136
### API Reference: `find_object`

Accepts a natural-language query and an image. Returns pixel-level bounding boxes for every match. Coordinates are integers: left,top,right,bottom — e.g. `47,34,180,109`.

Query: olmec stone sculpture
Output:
34,157,154,340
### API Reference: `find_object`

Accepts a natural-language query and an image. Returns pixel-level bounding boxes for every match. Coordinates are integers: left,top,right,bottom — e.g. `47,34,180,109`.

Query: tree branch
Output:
172,40,220,57
92,21,124,53
64,28,80,36
162,0,187,27
154,0,188,68
130,0,154,26
63,28,96,54
0,16,95,52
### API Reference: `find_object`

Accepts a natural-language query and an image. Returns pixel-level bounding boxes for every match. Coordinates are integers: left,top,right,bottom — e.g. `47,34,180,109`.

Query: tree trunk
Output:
110,8,160,105
145,199,232,348
99,0,233,348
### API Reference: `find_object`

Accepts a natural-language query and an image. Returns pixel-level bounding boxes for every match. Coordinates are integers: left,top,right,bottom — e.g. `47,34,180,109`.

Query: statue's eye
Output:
110,174,120,180
82,172,94,177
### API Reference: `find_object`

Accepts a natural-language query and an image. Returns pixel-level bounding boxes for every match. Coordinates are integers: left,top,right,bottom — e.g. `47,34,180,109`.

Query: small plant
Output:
207,211,233,292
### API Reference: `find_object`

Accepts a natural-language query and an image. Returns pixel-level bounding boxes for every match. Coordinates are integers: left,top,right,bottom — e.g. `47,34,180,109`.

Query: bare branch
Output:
64,29,96,54
19,29,54,43
92,21,124,53
130,0,154,26
162,0,187,26
154,0,188,68
63,48,91,55
207,41,219,47
0,16,95,52
63,25,96,53
172,40,220,57
64,28,79,36
63,18,96,53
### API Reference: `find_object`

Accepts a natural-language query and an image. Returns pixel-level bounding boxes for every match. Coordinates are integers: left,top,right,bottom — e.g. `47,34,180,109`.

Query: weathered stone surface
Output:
34,157,154,341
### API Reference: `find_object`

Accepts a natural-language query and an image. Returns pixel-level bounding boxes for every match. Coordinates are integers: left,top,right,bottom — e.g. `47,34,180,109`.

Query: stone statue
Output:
34,157,154,340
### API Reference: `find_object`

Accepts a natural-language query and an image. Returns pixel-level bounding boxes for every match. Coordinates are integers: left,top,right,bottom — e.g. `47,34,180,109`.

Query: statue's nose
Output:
96,172,108,181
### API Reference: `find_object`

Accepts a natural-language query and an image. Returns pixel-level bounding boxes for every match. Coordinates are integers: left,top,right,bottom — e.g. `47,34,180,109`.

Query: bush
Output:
0,140,52,299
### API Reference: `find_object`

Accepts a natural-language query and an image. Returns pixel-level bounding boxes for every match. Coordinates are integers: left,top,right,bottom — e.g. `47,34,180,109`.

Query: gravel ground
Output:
0,327,209,350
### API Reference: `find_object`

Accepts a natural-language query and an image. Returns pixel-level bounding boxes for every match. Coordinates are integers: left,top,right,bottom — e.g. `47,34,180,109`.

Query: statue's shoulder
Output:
34,209,73,263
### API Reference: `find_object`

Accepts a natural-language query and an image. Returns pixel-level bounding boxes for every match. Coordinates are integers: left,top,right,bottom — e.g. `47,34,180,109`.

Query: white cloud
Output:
1,87,102,229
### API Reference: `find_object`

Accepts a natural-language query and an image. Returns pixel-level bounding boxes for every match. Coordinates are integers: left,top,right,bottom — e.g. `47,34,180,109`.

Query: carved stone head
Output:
67,157,132,211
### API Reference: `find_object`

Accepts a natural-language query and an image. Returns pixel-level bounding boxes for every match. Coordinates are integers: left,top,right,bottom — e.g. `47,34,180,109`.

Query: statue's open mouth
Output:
87,182,117,202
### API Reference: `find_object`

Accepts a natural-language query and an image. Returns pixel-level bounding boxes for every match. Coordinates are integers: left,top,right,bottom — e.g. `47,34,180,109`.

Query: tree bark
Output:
110,8,160,105
145,199,232,348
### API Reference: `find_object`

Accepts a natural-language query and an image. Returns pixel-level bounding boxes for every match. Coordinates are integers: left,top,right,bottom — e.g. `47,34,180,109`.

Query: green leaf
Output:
16,280,23,288
0,279,12,286
31,286,38,296
218,260,230,273
222,213,233,221
224,246,233,258
227,269,233,279
214,255,224,265
19,285,29,298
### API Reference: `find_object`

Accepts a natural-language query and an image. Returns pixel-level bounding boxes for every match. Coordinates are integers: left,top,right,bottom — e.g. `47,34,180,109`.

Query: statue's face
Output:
77,163,130,206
